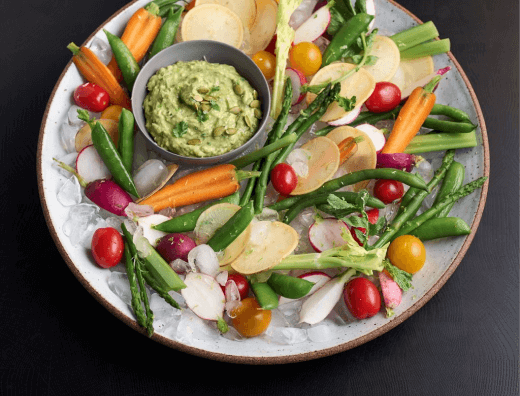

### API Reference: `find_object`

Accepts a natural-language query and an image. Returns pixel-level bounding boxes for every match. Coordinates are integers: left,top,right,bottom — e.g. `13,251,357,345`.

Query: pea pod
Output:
267,273,314,299
104,30,140,92
433,161,465,218
152,191,240,233
117,108,134,174
206,201,255,253
149,6,183,58
78,110,140,197
409,217,471,241
250,282,279,310
322,13,374,66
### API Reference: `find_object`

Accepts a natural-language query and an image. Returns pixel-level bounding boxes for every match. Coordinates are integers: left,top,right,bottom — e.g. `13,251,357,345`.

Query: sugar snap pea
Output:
250,282,279,310
149,6,183,58
117,108,134,174
409,217,471,241
267,273,314,299
104,30,140,92
433,161,465,218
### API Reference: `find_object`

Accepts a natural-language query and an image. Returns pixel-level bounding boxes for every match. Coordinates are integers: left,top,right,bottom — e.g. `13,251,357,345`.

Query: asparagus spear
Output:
135,257,154,337
123,245,147,328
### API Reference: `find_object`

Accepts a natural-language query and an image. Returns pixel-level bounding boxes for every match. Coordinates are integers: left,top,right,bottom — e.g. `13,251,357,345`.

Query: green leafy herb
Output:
172,121,189,137
210,100,220,111
335,94,357,112
383,259,413,291
197,109,209,123
209,86,220,94
327,194,357,211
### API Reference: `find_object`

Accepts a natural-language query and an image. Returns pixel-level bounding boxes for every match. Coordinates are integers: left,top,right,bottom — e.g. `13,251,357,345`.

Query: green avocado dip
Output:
143,60,262,157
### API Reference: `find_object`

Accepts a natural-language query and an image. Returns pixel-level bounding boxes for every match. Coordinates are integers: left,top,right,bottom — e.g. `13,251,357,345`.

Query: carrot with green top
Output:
381,75,443,154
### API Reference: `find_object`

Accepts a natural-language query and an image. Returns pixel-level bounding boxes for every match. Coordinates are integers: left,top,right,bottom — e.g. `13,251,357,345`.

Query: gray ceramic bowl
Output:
131,40,271,166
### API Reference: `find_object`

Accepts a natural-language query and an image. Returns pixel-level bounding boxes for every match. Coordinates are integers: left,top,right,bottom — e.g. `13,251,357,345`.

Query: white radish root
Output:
181,272,226,321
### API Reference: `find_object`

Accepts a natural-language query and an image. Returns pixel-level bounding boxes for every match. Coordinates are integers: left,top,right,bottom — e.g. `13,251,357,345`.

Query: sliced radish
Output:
293,5,331,44
327,106,361,126
376,152,416,172
379,271,402,310
285,68,307,105
181,272,226,321
308,218,350,253
354,124,386,152
401,66,451,100
75,145,111,184
279,271,331,305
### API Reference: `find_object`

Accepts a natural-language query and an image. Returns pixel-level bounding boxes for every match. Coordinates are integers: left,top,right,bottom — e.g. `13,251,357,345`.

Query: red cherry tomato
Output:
365,82,401,113
74,83,110,112
344,277,381,319
350,208,379,246
270,163,298,195
221,273,250,300
373,179,405,204
91,227,124,268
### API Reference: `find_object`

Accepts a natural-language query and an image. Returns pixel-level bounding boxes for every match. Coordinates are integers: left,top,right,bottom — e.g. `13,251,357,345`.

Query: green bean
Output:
103,30,140,92
78,110,140,197
430,104,472,123
117,108,134,174
250,282,279,310
271,83,341,169
433,161,465,218
152,191,240,233
149,6,183,58
123,245,147,328
409,217,471,241
282,192,385,224
391,176,487,239
207,201,255,253
267,273,314,299
314,125,335,137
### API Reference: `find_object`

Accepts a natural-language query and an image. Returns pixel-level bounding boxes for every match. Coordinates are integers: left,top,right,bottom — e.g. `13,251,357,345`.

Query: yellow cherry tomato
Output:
100,105,124,122
231,297,271,337
252,51,276,80
289,42,322,76
387,235,426,274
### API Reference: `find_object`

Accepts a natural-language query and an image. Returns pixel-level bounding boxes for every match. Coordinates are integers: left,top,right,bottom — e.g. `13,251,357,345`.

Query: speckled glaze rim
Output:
37,0,490,365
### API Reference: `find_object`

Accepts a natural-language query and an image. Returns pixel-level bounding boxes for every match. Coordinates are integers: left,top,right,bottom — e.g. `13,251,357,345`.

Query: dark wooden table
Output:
1,0,517,394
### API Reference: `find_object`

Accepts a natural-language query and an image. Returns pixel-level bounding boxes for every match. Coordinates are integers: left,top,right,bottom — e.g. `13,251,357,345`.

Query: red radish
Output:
181,272,226,322
327,106,361,126
350,208,379,246
221,273,249,300
53,158,133,216
285,68,307,105
365,82,402,113
76,145,111,184
376,152,416,172
156,233,197,263
344,277,381,319
373,179,404,204
293,6,331,44
355,124,386,152
379,271,402,310
400,66,451,100
308,218,350,252
279,271,331,305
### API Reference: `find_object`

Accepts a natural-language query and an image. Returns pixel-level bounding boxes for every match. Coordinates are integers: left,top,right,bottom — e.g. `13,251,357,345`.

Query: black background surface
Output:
2,0,518,395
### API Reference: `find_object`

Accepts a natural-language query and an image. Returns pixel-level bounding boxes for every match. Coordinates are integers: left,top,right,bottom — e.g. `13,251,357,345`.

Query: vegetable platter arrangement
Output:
37,0,489,362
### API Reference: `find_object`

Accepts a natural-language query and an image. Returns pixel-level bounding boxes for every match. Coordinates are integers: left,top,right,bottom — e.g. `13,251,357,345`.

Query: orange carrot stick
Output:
67,43,131,109
138,164,260,212
381,76,443,154
107,2,162,82
338,136,361,164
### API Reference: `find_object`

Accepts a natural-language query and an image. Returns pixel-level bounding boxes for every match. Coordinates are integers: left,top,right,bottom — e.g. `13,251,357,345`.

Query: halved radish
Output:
327,106,361,126
285,68,307,105
308,217,350,252
354,124,386,152
181,272,226,321
306,63,376,122
75,145,111,184
326,126,377,191
290,136,340,195
279,271,331,305
181,4,244,48
136,214,170,247
362,35,400,82
376,152,416,172
293,5,331,44
379,270,402,311
400,66,451,100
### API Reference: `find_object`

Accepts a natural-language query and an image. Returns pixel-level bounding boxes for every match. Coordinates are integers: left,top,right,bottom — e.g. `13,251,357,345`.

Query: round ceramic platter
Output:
37,0,489,364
